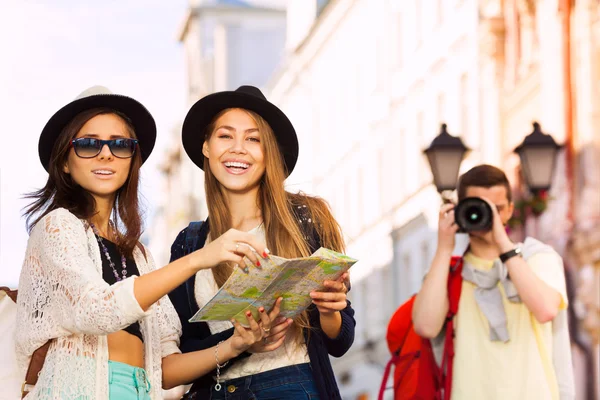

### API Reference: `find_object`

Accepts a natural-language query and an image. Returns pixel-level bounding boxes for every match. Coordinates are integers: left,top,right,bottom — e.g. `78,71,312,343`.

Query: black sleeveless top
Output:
96,235,144,343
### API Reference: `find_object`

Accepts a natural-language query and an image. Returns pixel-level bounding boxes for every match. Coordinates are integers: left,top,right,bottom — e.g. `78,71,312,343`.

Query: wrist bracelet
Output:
214,340,229,391
499,247,522,263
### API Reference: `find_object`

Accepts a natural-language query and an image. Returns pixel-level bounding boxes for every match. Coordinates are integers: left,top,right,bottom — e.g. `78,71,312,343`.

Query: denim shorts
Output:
205,363,319,400
108,360,151,400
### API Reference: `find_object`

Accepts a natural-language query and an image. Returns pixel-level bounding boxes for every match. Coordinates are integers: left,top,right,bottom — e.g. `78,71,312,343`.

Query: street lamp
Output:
513,122,562,194
424,123,470,193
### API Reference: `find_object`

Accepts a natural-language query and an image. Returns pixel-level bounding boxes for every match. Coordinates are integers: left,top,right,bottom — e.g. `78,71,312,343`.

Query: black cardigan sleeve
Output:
167,226,249,379
308,301,356,358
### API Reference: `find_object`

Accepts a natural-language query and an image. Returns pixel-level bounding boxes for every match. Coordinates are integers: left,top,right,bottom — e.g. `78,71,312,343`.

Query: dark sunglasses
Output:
71,138,138,159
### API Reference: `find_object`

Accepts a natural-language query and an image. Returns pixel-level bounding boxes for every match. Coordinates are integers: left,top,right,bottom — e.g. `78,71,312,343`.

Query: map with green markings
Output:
189,248,358,325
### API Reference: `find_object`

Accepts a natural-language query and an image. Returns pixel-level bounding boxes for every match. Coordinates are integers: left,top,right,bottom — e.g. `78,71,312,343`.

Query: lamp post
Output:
513,122,562,195
424,123,470,196
508,122,563,232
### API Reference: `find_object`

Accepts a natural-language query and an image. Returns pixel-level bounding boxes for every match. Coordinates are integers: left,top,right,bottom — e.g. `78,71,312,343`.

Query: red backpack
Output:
378,256,464,400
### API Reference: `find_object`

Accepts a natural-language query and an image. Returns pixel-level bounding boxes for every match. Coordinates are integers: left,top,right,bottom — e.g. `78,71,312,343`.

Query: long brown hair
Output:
23,108,145,257
203,108,345,340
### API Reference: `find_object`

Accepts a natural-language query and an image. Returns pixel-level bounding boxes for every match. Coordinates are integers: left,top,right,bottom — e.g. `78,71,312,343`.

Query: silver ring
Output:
235,243,239,252
262,327,271,333
263,337,269,344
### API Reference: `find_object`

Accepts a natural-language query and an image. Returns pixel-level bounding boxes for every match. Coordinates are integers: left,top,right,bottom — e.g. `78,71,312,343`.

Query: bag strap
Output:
447,256,464,313
0,286,17,302
377,352,398,400
183,221,204,317
22,342,51,398
381,302,416,400
0,287,51,399
440,256,464,400
185,222,204,253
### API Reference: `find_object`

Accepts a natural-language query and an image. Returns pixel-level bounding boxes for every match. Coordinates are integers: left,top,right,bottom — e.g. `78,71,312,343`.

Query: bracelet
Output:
214,340,229,391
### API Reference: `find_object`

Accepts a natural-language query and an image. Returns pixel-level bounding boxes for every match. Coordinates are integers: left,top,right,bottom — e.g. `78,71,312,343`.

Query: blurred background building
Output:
150,0,600,399
147,0,287,264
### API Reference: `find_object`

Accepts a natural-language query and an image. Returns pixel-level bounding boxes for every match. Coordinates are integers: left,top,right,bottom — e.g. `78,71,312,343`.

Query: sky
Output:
0,0,289,288
0,0,291,287
0,0,191,287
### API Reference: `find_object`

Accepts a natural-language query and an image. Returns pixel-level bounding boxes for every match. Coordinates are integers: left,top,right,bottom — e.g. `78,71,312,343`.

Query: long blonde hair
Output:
203,108,345,340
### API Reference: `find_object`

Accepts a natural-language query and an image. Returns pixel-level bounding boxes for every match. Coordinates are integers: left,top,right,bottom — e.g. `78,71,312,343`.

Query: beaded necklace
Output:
90,222,128,281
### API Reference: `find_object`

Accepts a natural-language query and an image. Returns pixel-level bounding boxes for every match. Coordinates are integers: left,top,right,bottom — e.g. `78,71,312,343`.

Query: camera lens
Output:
455,197,493,232
466,206,483,223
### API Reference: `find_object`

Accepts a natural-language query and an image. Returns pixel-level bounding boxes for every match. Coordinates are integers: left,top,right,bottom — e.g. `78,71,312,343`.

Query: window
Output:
394,12,403,67
399,128,406,199
460,73,469,138
347,173,359,236
358,167,365,228
416,111,426,185
201,21,215,58
344,175,354,230
364,271,384,338
351,279,367,343
369,268,385,334
378,147,386,212
417,111,425,146
415,2,422,47
381,263,393,319
516,11,522,71
376,37,386,89
402,253,412,302
437,0,444,24
420,241,430,285
403,123,417,192
437,92,446,126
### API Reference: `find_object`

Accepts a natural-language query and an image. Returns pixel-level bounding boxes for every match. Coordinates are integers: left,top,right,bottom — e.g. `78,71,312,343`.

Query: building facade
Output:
267,0,486,398
147,0,287,265
150,0,600,398
267,0,599,398
487,0,600,398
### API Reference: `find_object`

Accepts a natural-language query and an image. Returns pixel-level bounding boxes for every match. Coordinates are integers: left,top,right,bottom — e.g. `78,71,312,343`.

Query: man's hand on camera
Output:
480,196,514,253
438,203,459,253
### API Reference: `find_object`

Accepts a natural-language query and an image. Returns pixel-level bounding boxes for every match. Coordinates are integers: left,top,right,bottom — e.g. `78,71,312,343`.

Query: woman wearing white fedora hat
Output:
16,86,279,399
168,85,355,400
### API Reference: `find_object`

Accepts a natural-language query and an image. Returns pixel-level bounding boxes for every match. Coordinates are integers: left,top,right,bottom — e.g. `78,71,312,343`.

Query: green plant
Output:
508,190,550,228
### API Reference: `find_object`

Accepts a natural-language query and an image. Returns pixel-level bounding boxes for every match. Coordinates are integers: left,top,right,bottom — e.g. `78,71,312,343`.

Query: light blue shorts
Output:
108,360,151,400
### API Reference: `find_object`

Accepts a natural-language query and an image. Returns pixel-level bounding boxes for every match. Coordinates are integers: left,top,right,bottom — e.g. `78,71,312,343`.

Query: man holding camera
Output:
412,164,570,399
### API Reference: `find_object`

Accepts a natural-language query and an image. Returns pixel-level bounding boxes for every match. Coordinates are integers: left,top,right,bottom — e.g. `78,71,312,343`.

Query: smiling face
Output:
63,113,134,203
202,108,266,194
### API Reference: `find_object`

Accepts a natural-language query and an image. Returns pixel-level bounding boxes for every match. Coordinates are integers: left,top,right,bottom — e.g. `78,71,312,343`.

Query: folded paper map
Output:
189,248,358,325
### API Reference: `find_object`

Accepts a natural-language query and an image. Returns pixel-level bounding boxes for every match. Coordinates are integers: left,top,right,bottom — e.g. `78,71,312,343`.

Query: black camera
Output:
454,197,493,233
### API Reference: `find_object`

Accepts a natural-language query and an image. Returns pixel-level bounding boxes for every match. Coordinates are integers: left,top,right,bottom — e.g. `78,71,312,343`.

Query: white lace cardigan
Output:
16,208,182,399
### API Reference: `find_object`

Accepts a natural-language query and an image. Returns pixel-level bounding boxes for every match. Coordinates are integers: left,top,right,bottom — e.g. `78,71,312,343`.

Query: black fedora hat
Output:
38,85,157,172
182,85,299,176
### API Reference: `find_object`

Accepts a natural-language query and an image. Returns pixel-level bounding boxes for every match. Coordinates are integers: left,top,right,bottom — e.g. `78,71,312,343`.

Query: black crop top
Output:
96,235,144,343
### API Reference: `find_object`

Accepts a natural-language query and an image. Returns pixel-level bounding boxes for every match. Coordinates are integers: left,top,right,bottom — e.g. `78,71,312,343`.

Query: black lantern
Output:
514,122,562,194
424,124,470,193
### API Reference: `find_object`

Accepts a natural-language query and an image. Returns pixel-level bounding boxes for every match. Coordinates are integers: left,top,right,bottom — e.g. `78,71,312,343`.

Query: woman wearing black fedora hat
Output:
168,85,355,400
16,86,277,399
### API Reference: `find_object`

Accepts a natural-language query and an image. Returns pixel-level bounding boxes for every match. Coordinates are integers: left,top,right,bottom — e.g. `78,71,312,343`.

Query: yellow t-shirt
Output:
451,251,568,400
